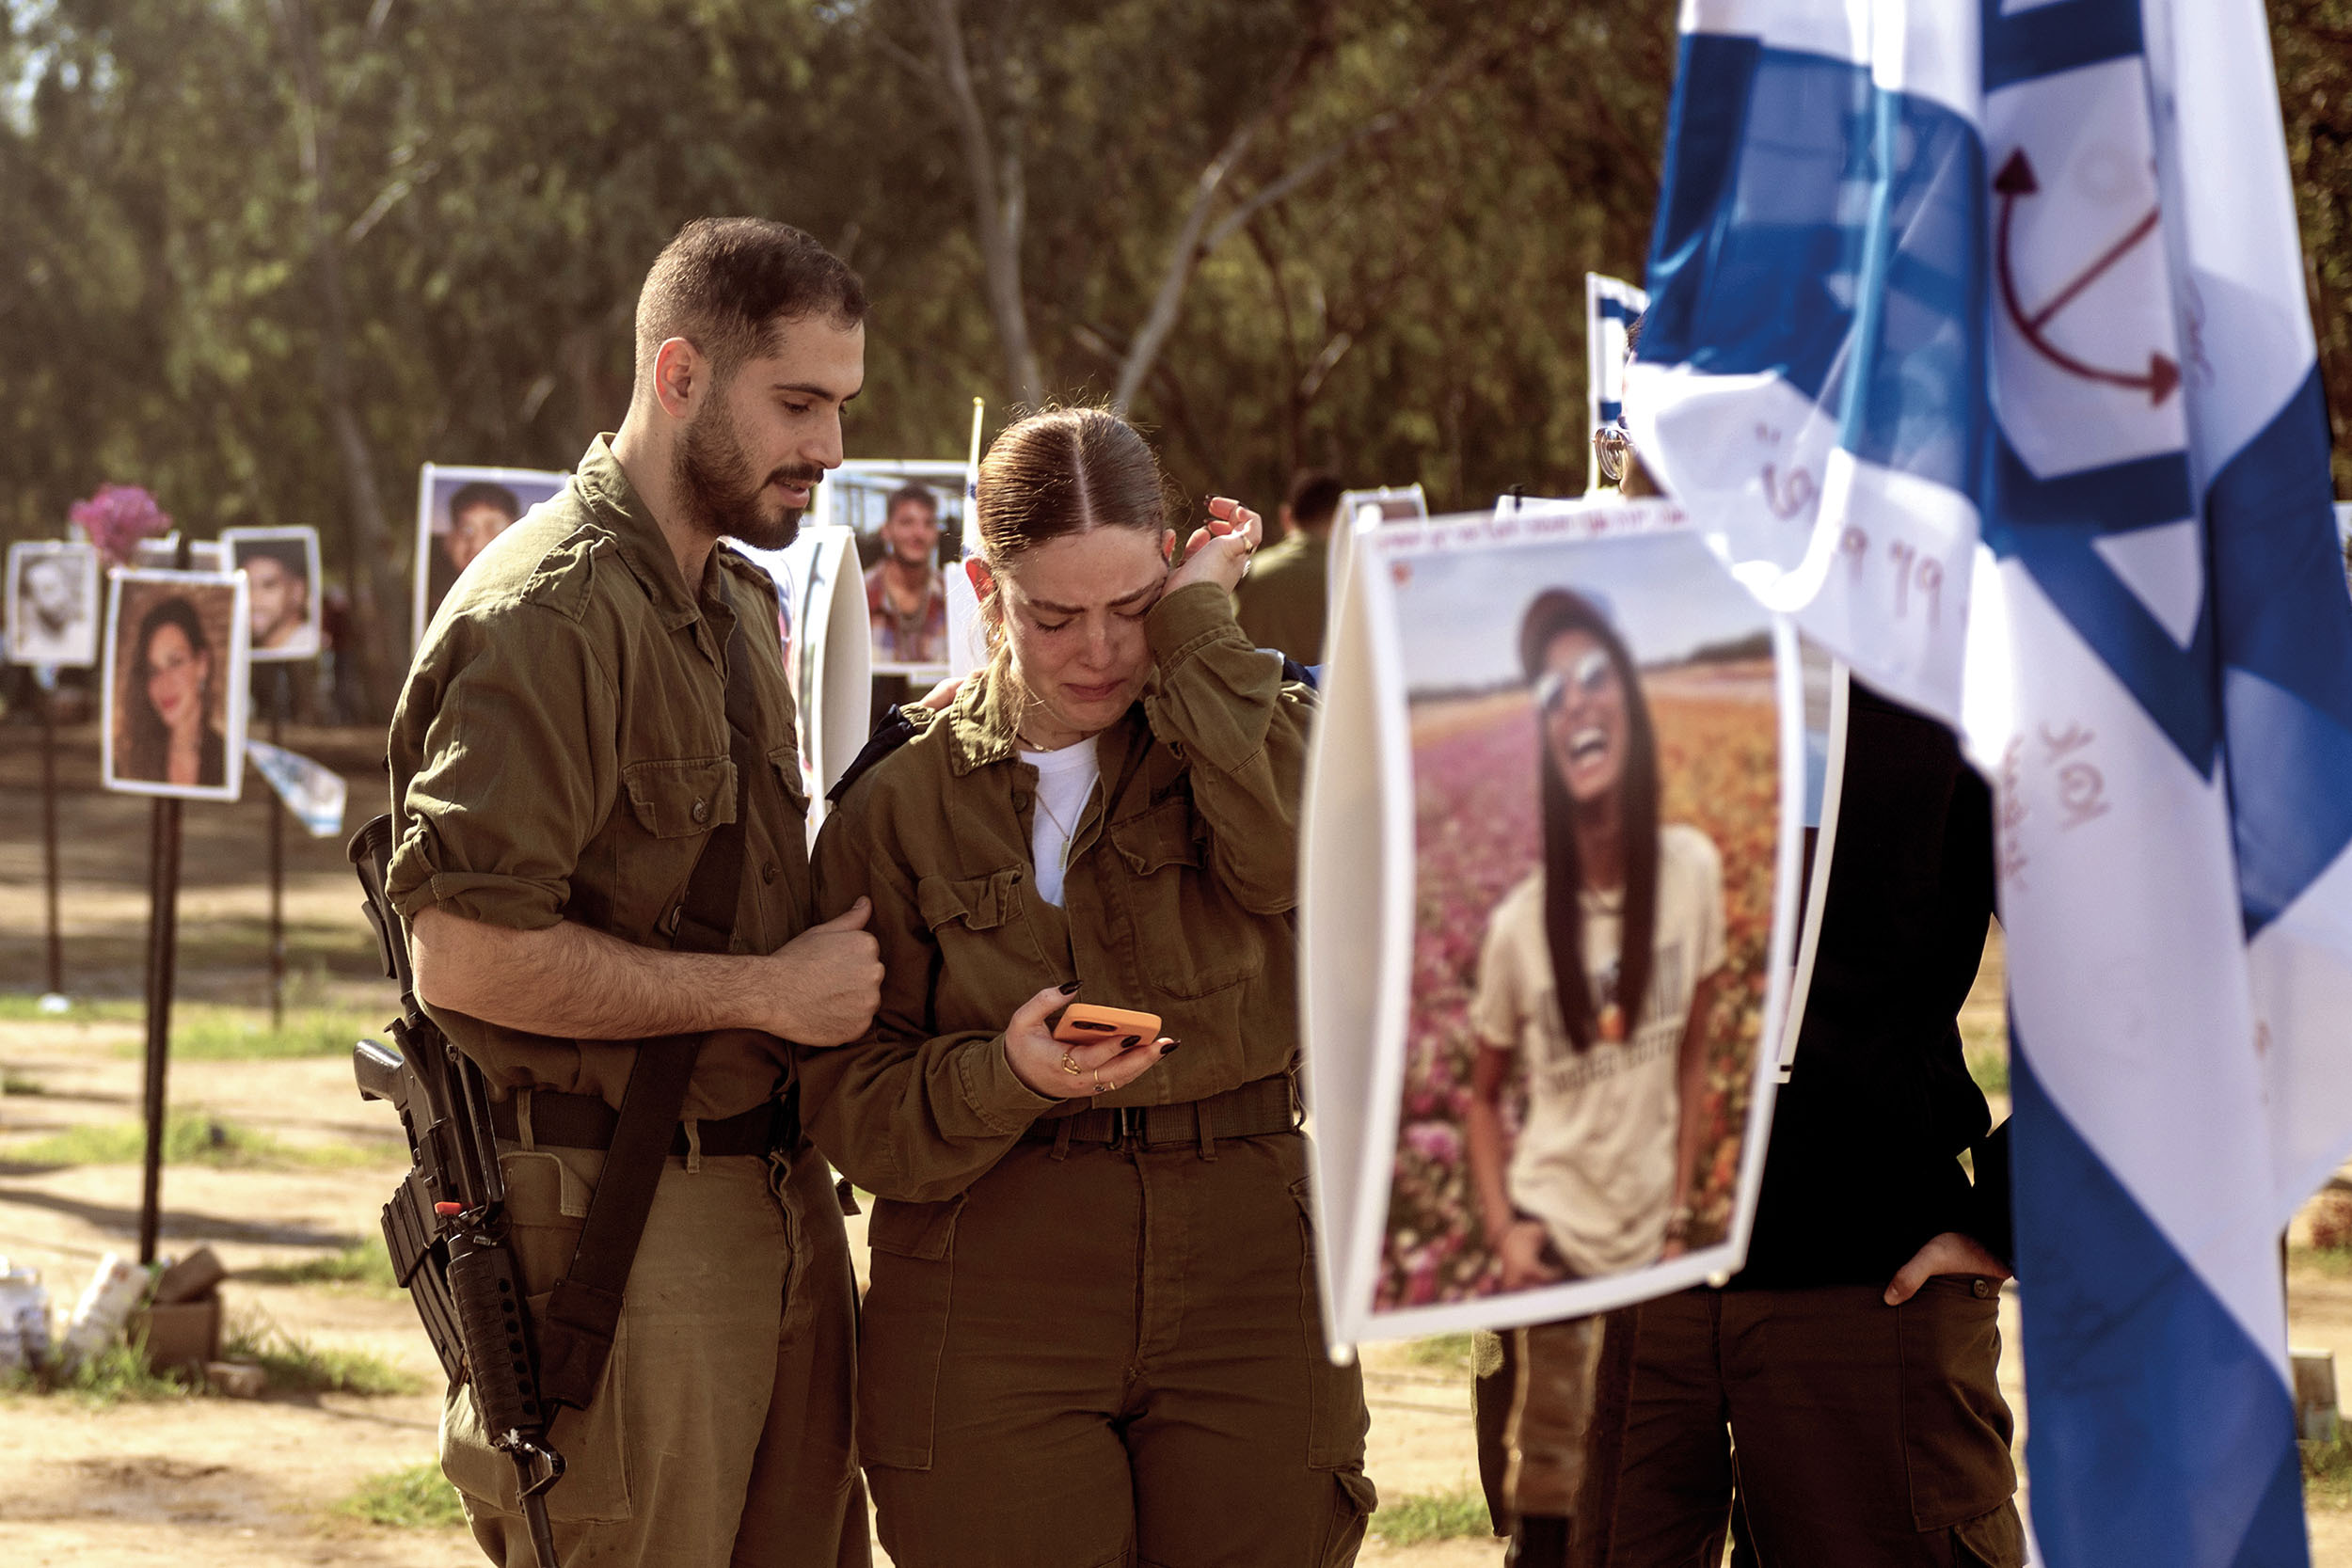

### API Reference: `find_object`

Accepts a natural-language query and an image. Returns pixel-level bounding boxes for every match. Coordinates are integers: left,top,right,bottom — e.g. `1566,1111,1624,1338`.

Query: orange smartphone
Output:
1052,1003,1163,1048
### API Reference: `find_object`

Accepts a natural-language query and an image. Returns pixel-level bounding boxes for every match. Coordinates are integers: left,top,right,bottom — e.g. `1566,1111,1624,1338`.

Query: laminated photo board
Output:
102,568,251,802
1301,496,1803,1346
1323,484,1430,620
1586,273,1649,493
221,526,324,662
739,525,872,822
413,464,568,649
808,458,971,683
7,541,102,668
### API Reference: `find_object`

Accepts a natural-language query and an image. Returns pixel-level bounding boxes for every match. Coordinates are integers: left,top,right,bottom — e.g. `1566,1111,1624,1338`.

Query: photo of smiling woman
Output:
798,406,1373,1568
1465,588,1725,1294
102,570,249,800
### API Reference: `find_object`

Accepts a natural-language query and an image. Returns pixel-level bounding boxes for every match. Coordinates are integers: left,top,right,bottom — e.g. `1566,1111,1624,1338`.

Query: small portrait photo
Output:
221,526,323,661
7,541,103,668
413,464,568,648
103,569,250,801
831,464,968,673
1377,521,1785,1318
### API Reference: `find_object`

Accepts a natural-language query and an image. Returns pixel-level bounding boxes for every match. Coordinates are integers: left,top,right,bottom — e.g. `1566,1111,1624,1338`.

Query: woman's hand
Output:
1003,983,1173,1099
1497,1219,1565,1291
1166,496,1263,598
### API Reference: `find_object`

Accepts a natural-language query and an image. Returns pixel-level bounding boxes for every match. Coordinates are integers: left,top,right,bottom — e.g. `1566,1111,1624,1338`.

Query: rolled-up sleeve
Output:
387,603,620,931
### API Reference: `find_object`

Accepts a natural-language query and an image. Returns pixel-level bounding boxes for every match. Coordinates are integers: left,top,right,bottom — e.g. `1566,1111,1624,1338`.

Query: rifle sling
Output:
538,607,775,1413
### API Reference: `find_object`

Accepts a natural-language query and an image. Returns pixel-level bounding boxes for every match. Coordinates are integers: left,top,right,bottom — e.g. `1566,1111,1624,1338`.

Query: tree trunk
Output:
928,0,1044,408
272,0,402,720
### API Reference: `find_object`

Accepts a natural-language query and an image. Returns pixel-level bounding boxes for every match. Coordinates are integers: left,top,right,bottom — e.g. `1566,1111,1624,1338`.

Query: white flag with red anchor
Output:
1623,0,2352,1562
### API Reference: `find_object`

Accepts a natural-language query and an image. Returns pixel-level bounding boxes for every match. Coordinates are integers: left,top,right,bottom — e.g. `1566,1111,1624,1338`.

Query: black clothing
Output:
1730,681,2009,1291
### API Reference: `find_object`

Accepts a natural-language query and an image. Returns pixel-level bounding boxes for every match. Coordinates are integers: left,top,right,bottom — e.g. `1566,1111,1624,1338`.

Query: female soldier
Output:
120,595,228,788
1460,587,1725,1562
800,407,1372,1568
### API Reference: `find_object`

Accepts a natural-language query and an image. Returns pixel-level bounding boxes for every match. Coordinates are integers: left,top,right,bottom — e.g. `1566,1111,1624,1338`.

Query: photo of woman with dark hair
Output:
1463,587,1726,1293
103,572,248,800
123,596,228,787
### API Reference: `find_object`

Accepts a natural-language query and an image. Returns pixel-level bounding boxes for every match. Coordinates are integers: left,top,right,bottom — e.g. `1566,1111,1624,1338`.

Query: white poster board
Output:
806,458,971,684
1323,484,1430,624
1302,496,1803,1347
6,541,102,668
101,567,251,802
738,526,872,823
220,526,324,661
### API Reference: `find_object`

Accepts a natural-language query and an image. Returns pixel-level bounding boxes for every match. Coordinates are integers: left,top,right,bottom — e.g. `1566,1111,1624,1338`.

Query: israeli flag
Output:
1586,272,1650,493
1628,0,2352,1562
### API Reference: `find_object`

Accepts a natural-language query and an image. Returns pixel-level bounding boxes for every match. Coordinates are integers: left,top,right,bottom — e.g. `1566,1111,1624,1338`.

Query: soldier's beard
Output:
674,398,820,552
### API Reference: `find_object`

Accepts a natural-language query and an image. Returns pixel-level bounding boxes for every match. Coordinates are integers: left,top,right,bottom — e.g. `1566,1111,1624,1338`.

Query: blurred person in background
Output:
1233,467,1343,665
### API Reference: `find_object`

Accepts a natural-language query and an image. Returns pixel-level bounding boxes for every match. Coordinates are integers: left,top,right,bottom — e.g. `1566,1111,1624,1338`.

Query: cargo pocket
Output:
623,754,736,836
1309,1467,1379,1567
440,1148,632,1524
857,1193,965,1471
1897,1275,2019,1531
1108,796,1265,998
1287,1173,1370,1469
915,867,1049,972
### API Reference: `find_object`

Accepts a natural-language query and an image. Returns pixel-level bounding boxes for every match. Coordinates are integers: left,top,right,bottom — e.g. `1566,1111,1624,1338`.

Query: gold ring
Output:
1092,1067,1109,1094
1059,1052,1082,1076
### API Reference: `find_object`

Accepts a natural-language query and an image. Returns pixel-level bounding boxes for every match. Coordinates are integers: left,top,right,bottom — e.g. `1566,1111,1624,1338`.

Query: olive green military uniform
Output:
386,436,866,1568
801,581,1375,1568
1232,528,1329,666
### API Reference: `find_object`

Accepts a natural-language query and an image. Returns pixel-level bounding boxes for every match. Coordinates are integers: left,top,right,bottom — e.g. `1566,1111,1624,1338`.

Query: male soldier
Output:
385,217,882,1568
863,483,946,664
1233,468,1343,665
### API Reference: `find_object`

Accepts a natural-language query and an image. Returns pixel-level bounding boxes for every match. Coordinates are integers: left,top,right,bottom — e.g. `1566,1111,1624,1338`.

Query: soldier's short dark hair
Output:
1284,470,1345,530
447,482,522,526
885,484,940,523
235,536,309,582
634,218,868,389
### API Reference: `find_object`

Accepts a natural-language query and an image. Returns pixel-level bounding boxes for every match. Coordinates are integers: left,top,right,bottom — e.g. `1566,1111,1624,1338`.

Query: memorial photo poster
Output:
221,526,324,661
102,568,251,802
1325,483,1431,609
811,459,969,680
7,541,102,668
413,464,568,648
1302,498,1803,1345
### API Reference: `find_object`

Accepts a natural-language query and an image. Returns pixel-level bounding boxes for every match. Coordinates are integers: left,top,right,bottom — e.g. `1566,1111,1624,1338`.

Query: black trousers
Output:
1605,1282,2026,1568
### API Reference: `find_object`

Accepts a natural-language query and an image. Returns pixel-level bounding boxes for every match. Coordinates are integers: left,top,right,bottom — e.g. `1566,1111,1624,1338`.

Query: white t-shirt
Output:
1021,736,1101,907
1468,823,1727,1277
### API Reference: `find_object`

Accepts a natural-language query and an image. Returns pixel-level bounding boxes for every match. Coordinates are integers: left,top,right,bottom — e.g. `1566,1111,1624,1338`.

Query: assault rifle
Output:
348,815,564,1568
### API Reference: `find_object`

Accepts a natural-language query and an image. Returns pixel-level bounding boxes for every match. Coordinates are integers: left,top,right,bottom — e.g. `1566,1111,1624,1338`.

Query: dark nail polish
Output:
1059,981,1082,994
1118,1035,1139,1051
1158,1040,1181,1054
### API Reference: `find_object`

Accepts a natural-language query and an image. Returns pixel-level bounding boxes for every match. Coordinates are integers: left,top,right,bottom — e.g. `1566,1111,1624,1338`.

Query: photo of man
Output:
223,527,323,660
411,465,567,648
6,541,102,667
864,482,947,667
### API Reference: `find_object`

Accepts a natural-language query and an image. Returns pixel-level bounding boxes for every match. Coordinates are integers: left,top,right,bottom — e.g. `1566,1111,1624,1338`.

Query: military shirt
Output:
799,582,1314,1204
1232,528,1329,666
386,436,815,1123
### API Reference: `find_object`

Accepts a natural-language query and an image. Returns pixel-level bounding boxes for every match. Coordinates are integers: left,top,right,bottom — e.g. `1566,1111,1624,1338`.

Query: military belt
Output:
1022,1073,1299,1150
488,1086,798,1159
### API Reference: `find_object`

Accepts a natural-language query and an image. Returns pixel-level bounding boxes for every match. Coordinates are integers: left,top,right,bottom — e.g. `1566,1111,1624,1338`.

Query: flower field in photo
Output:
1377,660,1781,1309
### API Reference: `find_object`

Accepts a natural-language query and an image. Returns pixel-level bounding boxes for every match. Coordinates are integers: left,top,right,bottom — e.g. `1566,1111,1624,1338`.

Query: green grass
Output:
240,1237,402,1293
0,1113,384,1170
1964,1043,2010,1098
222,1311,422,1397
2303,1431,2352,1510
335,1460,468,1528
56,1334,198,1405
1403,1332,1477,1375
125,1004,388,1061
1373,1483,1493,1546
